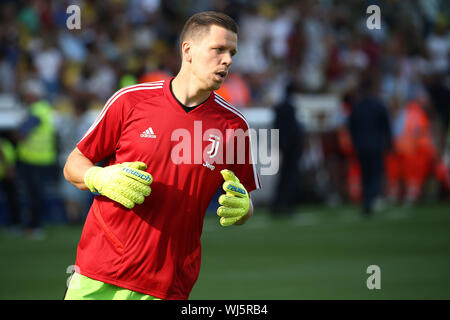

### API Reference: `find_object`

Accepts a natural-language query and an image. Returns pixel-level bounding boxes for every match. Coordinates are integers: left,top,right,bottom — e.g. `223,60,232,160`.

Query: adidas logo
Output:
140,127,156,138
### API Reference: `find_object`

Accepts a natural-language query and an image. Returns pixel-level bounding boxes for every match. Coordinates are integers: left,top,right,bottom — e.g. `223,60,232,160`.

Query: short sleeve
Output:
77,92,128,163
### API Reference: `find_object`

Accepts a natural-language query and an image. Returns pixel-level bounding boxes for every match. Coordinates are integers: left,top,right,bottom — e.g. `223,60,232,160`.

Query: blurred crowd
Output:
0,0,449,233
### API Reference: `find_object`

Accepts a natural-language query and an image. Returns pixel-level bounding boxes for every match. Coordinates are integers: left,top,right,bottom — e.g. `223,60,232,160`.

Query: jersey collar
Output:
163,77,214,115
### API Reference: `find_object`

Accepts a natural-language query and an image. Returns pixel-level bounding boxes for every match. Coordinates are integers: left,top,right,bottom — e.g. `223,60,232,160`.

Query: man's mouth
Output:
215,71,227,80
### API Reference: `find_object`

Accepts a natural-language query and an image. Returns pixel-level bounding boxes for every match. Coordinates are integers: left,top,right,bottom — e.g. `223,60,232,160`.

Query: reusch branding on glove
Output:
227,184,247,195
122,168,153,183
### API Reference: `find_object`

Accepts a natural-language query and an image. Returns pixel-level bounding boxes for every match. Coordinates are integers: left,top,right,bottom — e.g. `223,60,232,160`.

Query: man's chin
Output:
210,80,223,91
201,77,224,92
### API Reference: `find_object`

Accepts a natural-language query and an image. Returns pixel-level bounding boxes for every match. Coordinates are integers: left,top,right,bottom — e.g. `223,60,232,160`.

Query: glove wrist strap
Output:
84,166,102,193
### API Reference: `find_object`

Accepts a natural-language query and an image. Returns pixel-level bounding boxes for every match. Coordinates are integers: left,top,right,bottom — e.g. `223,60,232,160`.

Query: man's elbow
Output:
63,160,71,183
62,148,91,191
63,151,75,183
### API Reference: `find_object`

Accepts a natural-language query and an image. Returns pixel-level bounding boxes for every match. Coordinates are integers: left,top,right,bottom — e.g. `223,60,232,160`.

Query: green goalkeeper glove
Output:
84,161,152,209
217,169,249,226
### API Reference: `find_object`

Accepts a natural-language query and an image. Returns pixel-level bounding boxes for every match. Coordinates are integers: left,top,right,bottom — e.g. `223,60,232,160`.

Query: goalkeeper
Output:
63,11,260,300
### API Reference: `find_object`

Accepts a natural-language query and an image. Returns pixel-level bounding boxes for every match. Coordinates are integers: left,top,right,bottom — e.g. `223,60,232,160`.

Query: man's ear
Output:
181,41,192,63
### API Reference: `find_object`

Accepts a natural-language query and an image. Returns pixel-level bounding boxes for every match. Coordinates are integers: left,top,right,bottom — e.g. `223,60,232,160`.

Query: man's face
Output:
188,25,238,91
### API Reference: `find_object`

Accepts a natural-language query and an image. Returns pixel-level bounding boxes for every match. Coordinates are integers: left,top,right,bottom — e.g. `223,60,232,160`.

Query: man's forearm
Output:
63,148,95,191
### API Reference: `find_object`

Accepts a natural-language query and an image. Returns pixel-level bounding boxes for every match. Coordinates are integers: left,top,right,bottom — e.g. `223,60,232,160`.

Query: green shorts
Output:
64,272,161,300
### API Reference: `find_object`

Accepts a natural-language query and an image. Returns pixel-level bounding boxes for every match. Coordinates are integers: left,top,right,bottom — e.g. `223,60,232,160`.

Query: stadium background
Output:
0,0,449,299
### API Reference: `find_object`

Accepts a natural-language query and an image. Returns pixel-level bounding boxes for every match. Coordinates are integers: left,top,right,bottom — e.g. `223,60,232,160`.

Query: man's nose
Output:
222,53,232,66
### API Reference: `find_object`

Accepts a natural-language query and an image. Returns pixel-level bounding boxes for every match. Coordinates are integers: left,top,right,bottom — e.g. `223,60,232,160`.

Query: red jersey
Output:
75,79,261,300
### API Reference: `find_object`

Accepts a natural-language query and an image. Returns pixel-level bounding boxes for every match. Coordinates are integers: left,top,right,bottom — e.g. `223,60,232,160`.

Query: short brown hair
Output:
180,11,239,45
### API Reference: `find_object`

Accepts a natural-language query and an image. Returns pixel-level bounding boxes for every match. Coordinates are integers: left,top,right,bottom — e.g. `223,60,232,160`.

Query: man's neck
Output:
171,71,211,107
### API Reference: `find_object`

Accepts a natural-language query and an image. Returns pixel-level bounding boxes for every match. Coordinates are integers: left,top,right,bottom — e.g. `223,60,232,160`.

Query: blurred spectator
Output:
424,72,450,154
215,72,251,107
426,22,449,74
32,33,63,102
349,74,392,215
0,136,21,234
56,96,94,224
0,51,16,93
385,99,437,204
337,93,362,204
139,69,171,84
13,79,58,239
271,81,304,217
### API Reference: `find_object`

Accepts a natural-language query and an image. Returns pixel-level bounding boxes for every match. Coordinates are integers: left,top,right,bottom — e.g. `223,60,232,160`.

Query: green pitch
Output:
0,203,449,299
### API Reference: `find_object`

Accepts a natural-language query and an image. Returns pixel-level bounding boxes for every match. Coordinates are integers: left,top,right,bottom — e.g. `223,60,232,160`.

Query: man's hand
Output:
84,161,152,209
217,169,249,226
